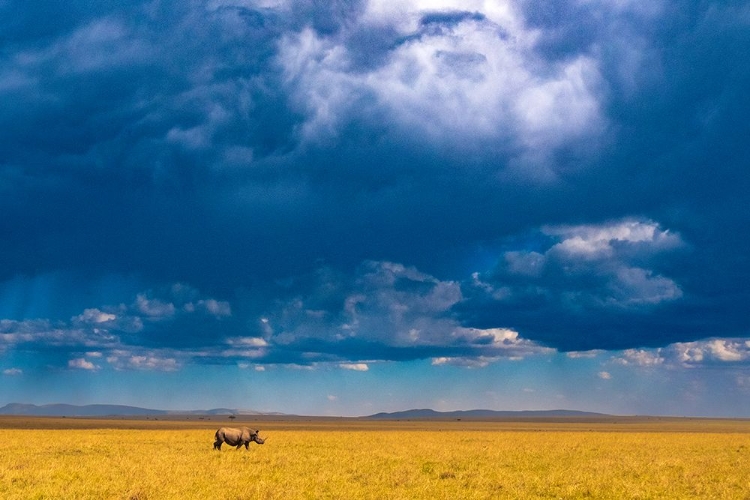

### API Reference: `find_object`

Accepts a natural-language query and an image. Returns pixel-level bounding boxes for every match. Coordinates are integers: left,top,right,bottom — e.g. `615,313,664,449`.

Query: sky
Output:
1,0,749,417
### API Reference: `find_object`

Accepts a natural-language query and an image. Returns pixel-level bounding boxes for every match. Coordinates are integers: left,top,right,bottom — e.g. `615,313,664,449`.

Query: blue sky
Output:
1,0,749,417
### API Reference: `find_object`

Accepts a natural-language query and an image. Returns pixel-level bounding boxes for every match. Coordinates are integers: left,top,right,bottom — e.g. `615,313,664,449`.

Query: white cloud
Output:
610,339,750,369
272,260,465,348
451,327,552,358
226,337,268,347
0,286,242,372
609,270,682,306
432,356,492,368
546,219,682,259
567,350,605,359
75,308,116,324
104,349,180,371
264,260,553,366
670,339,750,366
430,328,552,367
132,287,233,323
278,1,605,176
198,298,232,317
705,340,745,362
598,371,611,380
16,18,154,78
504,251,545,277
165,103,230,151
219,337,269,360
2,368,22,376
0,318,119,349
613,349,665,367
340,363,369,371
62,18,153,74
68,358,99,370
127,355,179,371
678,345,704,364
495,219,684,308
135,294,176,319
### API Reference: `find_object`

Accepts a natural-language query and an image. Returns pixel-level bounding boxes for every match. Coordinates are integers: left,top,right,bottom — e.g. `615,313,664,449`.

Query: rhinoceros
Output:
213,426,266,450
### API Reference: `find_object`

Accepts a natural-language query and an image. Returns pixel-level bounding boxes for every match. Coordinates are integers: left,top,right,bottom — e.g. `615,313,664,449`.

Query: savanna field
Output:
1,417,749,499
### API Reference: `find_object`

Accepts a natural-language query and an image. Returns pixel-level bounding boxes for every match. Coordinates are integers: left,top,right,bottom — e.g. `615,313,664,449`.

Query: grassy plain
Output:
1,416,749,499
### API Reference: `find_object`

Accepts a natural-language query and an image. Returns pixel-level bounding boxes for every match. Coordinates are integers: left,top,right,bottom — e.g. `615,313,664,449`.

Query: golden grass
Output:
1,417,749,499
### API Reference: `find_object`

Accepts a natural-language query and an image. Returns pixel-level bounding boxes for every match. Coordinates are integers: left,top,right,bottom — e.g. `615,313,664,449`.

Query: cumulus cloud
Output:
217,337,269,361
278,0,605,176
105,350,179,371
68,358,99,370
226,337,268,348
610,339,750,368
340,363,369,371
450,327,553,359
123,355,179,371
0,318,118,349
460,218,689,350
135,294,176,319
496,219,684,308
74,308,117,324
545,219,682,259
197,299,232,317
0,286,238,369
259,260,551,365
266,261,462,348
670,339,750,366
432,356,496,368
613,349,665,367
566,350,604,359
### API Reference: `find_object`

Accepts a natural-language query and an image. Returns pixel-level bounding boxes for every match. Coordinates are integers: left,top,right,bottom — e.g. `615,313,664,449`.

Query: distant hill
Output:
0,403,281,417
0,403,168,417
0,403,605,419
366,409,610,419
178,408,286,416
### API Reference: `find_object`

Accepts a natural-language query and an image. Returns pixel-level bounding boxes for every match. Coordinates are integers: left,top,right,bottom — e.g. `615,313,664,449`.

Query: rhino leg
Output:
213,441,222,450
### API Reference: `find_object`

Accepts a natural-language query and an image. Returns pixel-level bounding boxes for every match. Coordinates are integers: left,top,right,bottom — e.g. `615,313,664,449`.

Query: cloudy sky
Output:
2,0,749,417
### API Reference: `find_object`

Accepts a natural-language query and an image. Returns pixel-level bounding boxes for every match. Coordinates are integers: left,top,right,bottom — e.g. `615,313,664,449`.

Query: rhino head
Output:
248,429,266,445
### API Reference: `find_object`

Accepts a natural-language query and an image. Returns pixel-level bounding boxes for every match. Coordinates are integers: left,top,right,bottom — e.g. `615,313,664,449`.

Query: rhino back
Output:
217,427,244,445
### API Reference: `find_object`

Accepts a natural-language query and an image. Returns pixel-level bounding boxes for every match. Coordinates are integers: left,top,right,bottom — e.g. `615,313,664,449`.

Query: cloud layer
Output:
1,0,749,397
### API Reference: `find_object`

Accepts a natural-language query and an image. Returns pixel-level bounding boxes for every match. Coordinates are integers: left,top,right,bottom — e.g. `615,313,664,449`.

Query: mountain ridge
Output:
365,408,611,419
0,403,280,417
0,403,610,418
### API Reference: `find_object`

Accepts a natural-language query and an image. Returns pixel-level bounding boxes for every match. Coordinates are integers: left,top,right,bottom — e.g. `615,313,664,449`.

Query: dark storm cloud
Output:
456,219,692,351
1,0,749,369
0,0,299,286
